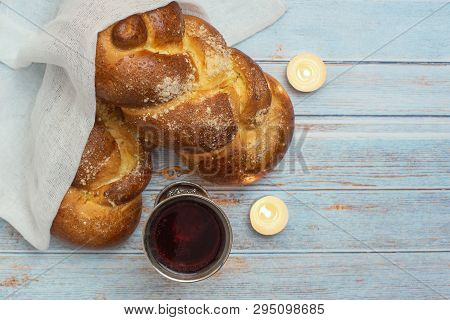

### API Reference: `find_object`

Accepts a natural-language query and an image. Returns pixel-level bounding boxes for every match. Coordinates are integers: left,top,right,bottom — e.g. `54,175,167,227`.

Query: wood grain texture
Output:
146,117,450,190
0,190,448,253
0,253,448,299
3,1,450,62
237,0,450,62
1,0,449,300
6,63,450,117
260,63,450,116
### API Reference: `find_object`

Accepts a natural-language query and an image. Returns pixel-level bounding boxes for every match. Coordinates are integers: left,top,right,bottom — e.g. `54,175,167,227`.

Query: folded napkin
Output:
0,0,287,250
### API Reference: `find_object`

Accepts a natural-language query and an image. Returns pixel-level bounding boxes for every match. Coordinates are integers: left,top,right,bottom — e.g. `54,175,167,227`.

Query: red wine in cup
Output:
148,200,225,273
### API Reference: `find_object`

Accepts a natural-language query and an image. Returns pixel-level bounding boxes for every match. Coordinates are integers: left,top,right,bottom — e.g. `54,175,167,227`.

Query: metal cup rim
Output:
142,191,233,283
154,181,210,206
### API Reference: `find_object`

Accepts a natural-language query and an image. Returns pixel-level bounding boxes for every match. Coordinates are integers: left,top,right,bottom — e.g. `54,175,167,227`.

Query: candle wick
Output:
260,205,273,219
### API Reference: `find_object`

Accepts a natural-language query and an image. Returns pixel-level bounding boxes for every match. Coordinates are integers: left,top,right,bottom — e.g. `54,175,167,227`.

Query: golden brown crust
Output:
96,50,196,107
52,190,142,247
52,104,152,247
122,91,238,152
55,1,295,248
230,49,272,127
72,122,117,188
179,74,295,185
146,1,184,47
103,145,151,205
95,4,197,107
112,15,148,50
183,15,231,83
94,1,295,185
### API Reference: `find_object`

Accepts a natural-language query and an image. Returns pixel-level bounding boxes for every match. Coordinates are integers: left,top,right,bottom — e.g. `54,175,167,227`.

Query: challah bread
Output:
96,1,295,184
51,103,152,247
52,1,293,247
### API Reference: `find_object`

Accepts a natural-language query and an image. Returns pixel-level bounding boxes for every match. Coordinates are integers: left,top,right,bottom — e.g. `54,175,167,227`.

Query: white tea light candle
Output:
250,196,289,236
287,52,327,92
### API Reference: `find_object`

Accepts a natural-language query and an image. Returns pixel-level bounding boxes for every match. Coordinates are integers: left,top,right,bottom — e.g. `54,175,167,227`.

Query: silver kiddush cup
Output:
143,182,233,282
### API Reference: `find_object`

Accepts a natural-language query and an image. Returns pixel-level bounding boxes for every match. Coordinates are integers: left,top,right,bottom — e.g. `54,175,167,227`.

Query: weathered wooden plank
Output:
3,1,450,62
145,117,450,190
260,63,450,116
5,1,450,62
1,0,448,302
1,190,448,253
3,63,450,117
1,118,449,251
1,65,449,191
237,0,450,62
0,252,448,299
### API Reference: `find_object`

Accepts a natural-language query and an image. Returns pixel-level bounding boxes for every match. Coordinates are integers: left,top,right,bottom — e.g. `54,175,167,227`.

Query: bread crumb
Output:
155,74,194,103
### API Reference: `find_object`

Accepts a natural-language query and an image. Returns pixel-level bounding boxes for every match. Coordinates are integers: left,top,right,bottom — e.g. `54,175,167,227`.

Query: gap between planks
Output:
294,115,450,118
143,188,450,192
1,249,449,255
256,60,450,65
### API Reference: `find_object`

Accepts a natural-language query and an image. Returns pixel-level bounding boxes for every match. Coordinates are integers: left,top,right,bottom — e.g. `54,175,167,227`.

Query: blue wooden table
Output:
1,0,449,299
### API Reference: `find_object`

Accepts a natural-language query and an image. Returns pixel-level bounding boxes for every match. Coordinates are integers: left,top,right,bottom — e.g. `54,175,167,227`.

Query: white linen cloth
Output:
0,0,287,250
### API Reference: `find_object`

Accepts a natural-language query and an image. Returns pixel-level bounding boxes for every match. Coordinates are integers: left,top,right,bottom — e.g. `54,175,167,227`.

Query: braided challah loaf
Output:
52,1,294,247
96,1,295,184
51,103,151,247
